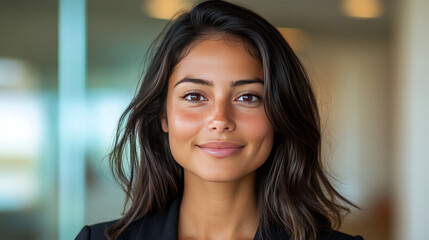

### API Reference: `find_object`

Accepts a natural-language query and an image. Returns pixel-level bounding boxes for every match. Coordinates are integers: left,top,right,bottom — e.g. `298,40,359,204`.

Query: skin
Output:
161,36,274,240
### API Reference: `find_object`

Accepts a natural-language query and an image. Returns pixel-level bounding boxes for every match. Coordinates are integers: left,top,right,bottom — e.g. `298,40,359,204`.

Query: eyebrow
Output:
173,77,263,88
230,78,263,87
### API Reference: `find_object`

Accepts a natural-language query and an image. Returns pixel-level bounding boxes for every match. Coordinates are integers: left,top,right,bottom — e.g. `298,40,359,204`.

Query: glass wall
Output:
0,0,59,239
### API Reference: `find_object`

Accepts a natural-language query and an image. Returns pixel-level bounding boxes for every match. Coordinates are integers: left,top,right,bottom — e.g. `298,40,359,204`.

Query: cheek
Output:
167,103,204,143
239,111,273,141
239,111,274,165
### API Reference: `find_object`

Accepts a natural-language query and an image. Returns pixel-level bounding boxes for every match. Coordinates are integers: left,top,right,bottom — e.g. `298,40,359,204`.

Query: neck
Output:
178,171,259,240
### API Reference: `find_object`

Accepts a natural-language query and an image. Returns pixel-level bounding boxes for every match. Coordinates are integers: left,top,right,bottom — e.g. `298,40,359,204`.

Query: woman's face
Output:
161,37,274,182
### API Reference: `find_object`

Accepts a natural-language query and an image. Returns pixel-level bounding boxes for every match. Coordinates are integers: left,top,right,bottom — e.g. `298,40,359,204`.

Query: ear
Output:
160,112,168,133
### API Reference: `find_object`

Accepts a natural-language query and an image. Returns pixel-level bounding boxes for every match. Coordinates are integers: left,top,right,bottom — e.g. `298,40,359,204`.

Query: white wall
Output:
394,0,429,239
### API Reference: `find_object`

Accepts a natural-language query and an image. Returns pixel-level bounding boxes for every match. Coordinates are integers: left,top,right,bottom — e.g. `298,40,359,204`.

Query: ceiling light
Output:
144,0,192,20
342,0,384,19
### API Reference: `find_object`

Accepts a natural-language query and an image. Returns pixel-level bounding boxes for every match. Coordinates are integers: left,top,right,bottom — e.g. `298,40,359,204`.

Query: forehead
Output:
170,37,263,83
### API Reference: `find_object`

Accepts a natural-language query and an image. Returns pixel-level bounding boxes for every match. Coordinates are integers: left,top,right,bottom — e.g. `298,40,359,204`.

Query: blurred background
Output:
1,0,428,239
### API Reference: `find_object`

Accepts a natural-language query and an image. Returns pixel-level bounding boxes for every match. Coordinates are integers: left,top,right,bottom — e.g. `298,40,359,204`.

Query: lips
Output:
197,142,244,158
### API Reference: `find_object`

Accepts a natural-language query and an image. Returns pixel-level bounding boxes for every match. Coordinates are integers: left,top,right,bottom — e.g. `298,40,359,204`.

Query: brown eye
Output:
242,95,252,102
184,93,206,102
237,94,259,103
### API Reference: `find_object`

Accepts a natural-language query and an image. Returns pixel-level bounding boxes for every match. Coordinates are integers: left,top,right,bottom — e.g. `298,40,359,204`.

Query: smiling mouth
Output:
197,142,244,158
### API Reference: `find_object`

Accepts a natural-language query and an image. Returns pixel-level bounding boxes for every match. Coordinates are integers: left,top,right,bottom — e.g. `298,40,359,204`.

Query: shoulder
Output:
75,217,157,240
75,218,150,240
75,198,181,240
318,230,364,240
75,220,116,240
258,225,363,240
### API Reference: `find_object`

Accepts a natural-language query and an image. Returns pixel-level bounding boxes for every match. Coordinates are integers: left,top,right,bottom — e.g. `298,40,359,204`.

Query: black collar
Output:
121,196,289,240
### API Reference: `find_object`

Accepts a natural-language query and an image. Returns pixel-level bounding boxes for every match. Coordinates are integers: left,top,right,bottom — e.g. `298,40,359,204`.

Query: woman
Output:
76,1,363,239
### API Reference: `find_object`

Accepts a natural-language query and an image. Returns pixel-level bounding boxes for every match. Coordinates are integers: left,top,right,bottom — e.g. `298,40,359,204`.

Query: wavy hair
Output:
106,1,355,239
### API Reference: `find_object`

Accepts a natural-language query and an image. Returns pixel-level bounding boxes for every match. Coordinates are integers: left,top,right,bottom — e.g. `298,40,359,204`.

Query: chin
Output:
189,167,255,183
198,174,241,183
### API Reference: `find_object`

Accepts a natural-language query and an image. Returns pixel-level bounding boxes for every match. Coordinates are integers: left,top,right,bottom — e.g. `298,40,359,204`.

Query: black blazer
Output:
75,197,363,240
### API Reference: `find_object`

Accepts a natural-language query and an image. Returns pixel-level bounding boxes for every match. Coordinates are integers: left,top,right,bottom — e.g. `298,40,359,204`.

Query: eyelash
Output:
181,90,207,103
180,90,262,104
236,91,262,104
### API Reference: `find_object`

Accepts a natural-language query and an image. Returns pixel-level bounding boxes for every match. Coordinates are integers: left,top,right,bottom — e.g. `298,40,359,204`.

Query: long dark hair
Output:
106,1,355,239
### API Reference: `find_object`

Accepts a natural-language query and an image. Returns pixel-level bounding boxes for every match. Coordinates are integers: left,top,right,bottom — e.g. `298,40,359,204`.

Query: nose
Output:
207,101,236,133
